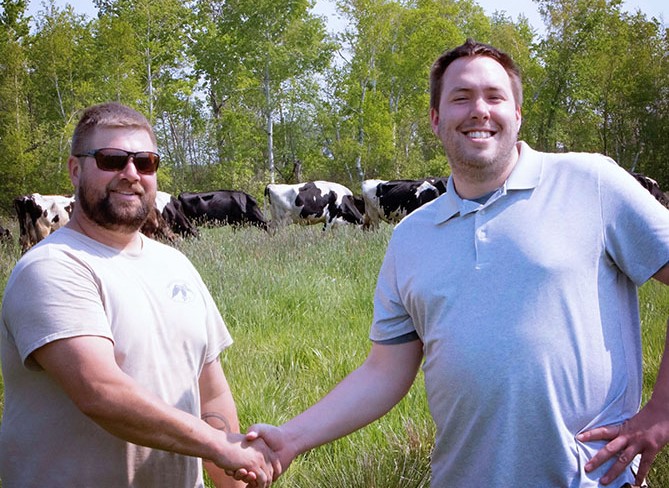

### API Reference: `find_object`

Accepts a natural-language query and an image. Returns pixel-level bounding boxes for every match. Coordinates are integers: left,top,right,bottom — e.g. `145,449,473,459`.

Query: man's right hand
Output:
217,432,280,487
226,424,296,484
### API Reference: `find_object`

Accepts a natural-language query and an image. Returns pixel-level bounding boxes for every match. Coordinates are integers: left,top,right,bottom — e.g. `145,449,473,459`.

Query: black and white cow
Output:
13,193,75,251
154,191,199,239
264,181,364,231
178,190,267,230
629,172,669,208
14,190,198,250
361,177,448,229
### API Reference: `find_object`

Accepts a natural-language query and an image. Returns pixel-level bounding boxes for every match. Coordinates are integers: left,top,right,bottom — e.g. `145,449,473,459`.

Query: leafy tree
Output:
333,0,491,183
0,0,33,211
0,0,667,213
596,12,667,178
531,0,617,151
191,0,335,187
26,2,94,194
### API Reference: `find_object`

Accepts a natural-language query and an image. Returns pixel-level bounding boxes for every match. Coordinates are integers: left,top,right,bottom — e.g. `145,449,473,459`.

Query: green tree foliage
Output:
27,3,93,194
530,0,615,151
191,0,335,188
333,0,522,182
0,0,668,212
0,0,34,211
527,0,668,187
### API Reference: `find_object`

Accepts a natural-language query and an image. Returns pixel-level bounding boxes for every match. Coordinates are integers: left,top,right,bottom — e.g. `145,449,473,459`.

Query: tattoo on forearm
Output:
202,412,232,432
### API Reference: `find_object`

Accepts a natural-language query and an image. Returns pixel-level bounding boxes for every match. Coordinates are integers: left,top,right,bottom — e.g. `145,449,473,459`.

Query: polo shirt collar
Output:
433,141,542,224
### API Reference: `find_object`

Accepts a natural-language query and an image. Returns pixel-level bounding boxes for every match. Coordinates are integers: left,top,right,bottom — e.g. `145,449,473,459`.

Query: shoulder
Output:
140,236,201,276
529,145,635,193
539,147,619,175
141,236,191,263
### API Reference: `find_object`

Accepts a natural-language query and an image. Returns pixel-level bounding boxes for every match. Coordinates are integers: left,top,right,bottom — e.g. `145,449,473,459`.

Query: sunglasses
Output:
75,148,160,175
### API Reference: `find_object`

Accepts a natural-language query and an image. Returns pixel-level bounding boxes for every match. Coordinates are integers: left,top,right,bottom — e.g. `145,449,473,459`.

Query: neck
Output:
451,145,520,200
452,171,510,200
67,211,143,252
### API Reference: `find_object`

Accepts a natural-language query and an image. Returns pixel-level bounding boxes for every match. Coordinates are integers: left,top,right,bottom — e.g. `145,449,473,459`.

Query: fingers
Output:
635,453,655,486
220,432,275,488
245,430,259,441
577,423,622,443
246,424,289,481
578,423,627,484
598,445,637,485
245,435,281,486
579,421,657,486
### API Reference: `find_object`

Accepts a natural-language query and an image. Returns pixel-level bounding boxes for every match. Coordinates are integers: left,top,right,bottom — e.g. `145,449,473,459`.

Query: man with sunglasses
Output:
0,102,276,487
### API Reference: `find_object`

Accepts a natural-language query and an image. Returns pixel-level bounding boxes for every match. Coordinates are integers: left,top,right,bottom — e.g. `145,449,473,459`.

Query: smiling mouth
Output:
465,130,495,139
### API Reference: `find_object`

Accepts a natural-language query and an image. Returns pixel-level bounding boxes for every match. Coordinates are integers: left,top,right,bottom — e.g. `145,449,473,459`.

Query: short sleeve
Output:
599,161,669,285
369,233,417,342
2,253,112,369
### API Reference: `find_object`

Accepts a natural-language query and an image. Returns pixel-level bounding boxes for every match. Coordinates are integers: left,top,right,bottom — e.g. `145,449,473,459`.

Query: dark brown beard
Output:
77,182,151,233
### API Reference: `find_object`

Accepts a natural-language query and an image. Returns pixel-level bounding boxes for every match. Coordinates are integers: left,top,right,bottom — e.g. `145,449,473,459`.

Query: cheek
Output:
143,176,158,192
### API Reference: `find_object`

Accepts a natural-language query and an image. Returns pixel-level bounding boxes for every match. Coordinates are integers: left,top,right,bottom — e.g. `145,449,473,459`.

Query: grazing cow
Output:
14,190,197,250
178,190,267,230
152,190,199,239
14,193,75,251
362,177,449,229
264,181,364,230
629,172,669,208
140,206,177,242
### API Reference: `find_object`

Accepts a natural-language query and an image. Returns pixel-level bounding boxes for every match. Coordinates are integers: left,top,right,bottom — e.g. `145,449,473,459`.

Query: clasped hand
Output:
226,424,295,486
216,431,281,488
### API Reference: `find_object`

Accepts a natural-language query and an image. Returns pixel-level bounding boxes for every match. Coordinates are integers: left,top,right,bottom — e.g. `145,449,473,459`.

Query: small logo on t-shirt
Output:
168,281,195,303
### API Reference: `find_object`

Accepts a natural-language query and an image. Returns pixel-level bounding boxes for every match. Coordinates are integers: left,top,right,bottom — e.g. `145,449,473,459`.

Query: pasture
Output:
1,222,669,486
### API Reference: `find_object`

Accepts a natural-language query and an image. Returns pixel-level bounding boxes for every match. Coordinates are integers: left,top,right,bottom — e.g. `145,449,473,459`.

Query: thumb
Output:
244,431,259,442
246,424,277,442
246,423,284,450
245,423,270,441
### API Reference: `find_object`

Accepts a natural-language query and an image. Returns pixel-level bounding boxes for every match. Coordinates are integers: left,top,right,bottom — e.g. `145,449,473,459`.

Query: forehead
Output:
441,56,514,95
89,126,156,152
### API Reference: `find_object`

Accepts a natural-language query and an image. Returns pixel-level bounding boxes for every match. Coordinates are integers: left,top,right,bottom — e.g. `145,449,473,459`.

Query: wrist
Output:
279,422,309,459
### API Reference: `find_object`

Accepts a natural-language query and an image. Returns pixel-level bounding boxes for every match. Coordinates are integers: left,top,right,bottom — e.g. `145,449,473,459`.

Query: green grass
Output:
179,225,433,487
1,223,669,486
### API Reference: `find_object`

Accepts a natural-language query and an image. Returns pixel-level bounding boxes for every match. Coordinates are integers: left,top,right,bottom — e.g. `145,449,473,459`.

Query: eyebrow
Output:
448,85,508,96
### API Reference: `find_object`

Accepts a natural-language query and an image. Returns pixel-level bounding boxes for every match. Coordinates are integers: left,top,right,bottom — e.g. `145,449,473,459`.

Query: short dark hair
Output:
71,102,156,155
429,39,523,112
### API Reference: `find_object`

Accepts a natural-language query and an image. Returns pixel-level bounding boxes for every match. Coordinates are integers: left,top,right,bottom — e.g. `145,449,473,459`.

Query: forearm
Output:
650,269,669,405
201,361,246,488
73,368,234,463
32,337,244,469
281,341,423,457
648,322,669,406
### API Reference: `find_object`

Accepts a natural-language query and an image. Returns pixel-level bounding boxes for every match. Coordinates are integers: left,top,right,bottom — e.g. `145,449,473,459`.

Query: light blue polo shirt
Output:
371,142,669,487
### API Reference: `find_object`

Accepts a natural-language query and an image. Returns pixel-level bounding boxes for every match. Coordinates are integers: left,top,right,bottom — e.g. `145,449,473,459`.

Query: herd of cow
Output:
1,172,667,253
0,178,452,252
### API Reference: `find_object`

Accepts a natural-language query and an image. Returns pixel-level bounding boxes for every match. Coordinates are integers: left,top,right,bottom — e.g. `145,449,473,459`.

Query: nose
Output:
118,157,141,181
470,97,491,120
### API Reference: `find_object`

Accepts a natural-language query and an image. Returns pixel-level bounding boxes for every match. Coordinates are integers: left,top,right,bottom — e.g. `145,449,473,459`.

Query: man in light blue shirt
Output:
241,39,669,487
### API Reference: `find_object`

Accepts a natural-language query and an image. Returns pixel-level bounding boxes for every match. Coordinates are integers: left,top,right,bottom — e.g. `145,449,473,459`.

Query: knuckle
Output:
604,443,619,454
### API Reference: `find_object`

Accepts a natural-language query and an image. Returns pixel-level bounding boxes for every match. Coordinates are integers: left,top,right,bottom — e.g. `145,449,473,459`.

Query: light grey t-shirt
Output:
0,228,232,487
371,142,669,487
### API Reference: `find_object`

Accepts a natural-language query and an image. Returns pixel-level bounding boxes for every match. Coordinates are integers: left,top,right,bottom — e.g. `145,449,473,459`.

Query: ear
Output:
429,107,440,136
68,155,81,187
515,105,522,133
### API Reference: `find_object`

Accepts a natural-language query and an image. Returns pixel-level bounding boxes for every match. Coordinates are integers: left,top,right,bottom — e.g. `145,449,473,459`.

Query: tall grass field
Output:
1,223,669,487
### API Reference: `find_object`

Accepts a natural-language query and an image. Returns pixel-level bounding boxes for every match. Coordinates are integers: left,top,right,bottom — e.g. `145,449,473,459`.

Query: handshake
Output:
217,423,293,488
